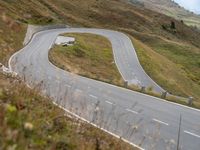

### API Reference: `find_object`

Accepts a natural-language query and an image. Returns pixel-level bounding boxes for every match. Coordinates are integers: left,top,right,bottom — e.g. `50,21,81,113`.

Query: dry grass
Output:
49,33,124,86
0,73,136,150
0,12,26,66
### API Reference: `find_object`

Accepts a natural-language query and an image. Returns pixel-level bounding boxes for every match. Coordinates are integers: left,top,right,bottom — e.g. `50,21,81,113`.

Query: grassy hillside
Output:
0,12,26,65
129,0,200,28
130,32,200,99
0,73,135,150
0,0,200,101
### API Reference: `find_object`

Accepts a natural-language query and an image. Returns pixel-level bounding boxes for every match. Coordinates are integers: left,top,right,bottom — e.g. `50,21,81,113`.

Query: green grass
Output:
131,35,200,102
150,41,200,81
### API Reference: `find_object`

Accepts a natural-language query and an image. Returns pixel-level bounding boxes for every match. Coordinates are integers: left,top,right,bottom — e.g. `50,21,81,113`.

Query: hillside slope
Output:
0,73,134,150
0,0,200,102
129,0,200,28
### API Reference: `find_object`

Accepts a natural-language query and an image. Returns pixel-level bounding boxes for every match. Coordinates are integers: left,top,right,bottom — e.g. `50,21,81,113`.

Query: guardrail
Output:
126,83,199,109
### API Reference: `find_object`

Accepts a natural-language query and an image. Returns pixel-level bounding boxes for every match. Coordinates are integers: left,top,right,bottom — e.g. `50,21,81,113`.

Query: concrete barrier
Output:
188,97,194,106
141,86,146,93
23,24,68,45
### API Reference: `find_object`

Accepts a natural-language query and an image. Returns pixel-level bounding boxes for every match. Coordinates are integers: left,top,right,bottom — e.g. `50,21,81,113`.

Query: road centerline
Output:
126,108,138,114
89,94,98,99
184,130,200,138
152,118,169,126
105,100,114,105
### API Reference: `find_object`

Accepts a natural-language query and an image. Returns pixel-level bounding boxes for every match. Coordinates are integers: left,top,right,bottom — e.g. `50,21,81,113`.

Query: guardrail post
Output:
141,86,146,93
161,91,168,99
124,81,128,88
188,97,193,106
177,114,182,150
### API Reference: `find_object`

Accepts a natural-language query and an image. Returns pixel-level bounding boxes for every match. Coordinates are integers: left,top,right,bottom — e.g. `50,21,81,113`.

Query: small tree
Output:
180,20,184,24
170,21,176,29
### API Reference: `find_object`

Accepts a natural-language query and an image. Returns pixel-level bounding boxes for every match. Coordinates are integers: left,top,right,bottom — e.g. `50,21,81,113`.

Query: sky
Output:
173,0,200,14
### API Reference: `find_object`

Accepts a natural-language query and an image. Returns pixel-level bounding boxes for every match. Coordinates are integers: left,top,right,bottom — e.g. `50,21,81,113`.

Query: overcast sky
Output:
173,0,200,14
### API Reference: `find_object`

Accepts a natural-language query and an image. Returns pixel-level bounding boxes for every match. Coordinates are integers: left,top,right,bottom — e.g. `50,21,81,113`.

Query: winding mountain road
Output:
10,28,200,150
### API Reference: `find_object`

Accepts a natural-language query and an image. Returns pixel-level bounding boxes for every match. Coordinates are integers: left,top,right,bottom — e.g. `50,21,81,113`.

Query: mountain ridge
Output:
129,0,200,28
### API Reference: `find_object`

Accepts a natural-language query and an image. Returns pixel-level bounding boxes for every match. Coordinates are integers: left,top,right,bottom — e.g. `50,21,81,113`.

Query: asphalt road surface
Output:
10,28,200,150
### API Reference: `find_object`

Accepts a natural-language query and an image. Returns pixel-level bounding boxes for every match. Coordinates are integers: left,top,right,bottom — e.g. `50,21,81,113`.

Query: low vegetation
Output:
131,33,200,102
0,13,26,65
49,33,123,86
0,73,135,150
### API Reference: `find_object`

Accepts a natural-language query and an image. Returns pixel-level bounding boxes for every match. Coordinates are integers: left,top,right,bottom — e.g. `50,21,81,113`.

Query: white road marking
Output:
105,100,114,105
89,94,98,99
52,101,145,150
153,118,169,126
76,89,82,93
126,108,138,114
184,130,200,138
64,84,71,88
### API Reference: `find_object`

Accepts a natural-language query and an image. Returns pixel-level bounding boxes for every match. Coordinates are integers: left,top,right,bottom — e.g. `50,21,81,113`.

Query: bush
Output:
170,21,176,29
